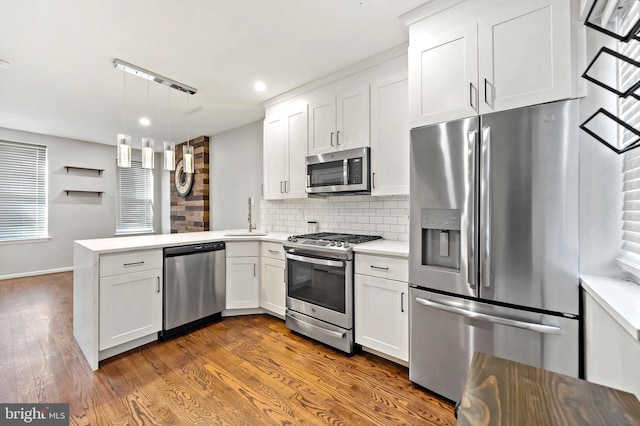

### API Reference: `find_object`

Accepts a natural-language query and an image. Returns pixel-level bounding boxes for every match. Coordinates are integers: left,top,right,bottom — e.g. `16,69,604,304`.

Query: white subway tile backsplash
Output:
384,216,398,225
260,195,409,241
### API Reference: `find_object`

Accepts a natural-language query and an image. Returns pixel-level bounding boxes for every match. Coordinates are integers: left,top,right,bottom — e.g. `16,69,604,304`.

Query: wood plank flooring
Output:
0,272,456,425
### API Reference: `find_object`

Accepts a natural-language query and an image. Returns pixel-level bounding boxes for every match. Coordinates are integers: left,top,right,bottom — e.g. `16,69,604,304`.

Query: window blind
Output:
0,141,48,242
116,159,154,235
620,4,640,264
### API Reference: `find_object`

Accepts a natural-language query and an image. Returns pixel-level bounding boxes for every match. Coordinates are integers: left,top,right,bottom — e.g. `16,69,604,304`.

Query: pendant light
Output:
117,68,131,167
183,92,194,174
163,87,176,171
141,80,155,169
112,59,197,170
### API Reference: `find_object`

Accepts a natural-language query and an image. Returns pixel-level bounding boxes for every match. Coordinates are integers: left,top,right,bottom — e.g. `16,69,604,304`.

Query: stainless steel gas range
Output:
283,232,382,353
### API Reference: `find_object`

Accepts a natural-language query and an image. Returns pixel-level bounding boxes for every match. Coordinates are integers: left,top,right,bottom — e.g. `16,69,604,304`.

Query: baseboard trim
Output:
0,266,73,281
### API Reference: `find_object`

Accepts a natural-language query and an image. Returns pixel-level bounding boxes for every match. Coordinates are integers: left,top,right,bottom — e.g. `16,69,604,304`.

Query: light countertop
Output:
75,230,290,254
353,240,409,258
581,274,640,342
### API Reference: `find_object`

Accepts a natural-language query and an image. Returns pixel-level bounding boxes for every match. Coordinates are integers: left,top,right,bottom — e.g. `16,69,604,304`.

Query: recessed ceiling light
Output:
254,81,266,92
139,117,151,126
0,60,10,69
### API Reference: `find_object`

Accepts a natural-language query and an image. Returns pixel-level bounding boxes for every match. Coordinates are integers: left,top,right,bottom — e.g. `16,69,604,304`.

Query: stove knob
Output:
330,241,336,246
287,236,293,241
292,237,298,242
336,242,342,247
343,242,350,248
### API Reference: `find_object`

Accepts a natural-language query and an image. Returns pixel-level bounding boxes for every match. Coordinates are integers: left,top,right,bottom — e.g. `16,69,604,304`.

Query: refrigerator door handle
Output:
467,129,478,290
415,297,562,335
480,126,492,289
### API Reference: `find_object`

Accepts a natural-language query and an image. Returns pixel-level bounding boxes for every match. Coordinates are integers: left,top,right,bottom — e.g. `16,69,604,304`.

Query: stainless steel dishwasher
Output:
162,242,226,338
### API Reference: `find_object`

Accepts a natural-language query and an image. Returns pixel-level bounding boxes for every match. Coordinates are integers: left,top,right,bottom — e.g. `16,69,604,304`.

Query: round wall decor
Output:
174,159,193,197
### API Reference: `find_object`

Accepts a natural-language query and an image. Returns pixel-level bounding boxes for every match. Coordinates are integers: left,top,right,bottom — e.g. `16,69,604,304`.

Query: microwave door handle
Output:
343,159,349,185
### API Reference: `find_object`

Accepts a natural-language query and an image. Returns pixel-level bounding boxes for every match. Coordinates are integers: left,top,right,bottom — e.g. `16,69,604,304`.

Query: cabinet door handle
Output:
484,78,490,105
156,277,160,293
370,265,389,271
124,261,144,267
336,130,341,146
285,180,289,193
330,132,335,147
268,249,280,254
254,264,256,277
469,82,474,109
401,292,405,313
280,181,284,193
372,172,376,189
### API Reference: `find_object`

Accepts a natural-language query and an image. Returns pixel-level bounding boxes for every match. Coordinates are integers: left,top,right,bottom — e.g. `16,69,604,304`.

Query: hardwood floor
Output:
0,272,456,425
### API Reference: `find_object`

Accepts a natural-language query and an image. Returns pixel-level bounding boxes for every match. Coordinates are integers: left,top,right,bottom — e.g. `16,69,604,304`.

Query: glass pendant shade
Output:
117,134,131,168
183,144,194,174
163,141,176,171
142,137,155,169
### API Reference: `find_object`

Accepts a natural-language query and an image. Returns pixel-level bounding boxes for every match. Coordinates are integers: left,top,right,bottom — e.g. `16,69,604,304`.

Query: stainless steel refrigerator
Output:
408,99,580,402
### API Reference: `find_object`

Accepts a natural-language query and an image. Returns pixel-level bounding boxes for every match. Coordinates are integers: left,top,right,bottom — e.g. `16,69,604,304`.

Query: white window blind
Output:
619,4,640,270
0,141,48,242
116,159,154,235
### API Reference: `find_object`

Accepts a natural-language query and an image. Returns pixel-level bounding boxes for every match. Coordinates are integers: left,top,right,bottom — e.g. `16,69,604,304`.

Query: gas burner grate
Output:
293,232,383,244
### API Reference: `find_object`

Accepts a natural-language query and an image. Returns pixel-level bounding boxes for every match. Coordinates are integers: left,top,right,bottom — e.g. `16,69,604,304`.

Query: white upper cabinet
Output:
263,114,286,200
308,85,370,155
407,0,581,128
370,72,410,196
286,103,309,199
263,102,309,200
478,0,573,113
309,94,336,155
409,22,479,127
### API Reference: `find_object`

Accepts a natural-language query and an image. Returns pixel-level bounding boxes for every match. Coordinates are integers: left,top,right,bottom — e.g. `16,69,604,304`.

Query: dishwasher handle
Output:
164,242,226,257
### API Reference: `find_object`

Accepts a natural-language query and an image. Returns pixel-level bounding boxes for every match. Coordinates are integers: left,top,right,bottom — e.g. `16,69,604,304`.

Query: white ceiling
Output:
0,0,425,146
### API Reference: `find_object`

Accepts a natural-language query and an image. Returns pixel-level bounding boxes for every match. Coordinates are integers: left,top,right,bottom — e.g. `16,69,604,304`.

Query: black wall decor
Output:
580,0,640,154
584,0,640,42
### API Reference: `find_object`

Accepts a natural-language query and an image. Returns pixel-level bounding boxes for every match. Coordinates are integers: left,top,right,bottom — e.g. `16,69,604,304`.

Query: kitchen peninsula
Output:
73,230,289,370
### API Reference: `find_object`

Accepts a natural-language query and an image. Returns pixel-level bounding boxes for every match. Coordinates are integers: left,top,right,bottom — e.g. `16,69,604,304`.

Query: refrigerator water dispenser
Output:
421,209,460,271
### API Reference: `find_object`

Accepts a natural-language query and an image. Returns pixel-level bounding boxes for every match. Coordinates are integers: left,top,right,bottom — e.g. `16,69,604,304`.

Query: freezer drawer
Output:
409,287,578,403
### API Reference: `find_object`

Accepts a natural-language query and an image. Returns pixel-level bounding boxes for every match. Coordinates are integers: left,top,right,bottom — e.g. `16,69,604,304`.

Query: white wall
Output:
578,29,624,277
210,121,263,230
0,127,166,279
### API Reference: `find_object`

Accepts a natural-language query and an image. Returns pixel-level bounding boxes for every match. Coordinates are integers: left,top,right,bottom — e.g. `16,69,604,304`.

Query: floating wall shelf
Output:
65,190,104,197
65,166,104,175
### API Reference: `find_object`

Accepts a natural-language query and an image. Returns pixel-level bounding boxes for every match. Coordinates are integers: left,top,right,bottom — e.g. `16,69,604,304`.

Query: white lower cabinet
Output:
355,255,409,362
584,290,640,398
226,242,260,310
260,242,286,317
99,268,163,350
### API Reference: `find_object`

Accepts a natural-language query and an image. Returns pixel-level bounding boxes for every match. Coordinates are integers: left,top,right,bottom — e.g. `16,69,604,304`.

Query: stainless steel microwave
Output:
306,147,370,195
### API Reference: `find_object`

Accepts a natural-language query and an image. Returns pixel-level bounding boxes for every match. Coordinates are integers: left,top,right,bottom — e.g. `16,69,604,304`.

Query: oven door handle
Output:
285,253,344,268
286,313,346,339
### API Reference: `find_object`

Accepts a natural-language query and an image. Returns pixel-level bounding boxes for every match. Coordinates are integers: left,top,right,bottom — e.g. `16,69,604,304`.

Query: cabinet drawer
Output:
261,242,285,260
99,249,163,277
226,242,259,257
355,254,408,282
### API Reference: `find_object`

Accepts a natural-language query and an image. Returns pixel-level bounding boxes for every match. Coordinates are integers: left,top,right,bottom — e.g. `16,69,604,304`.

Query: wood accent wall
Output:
170,136,210,233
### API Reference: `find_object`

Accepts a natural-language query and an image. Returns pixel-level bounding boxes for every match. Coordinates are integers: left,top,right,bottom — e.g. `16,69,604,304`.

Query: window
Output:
619,4,640,274
0,141,48,242
116,159,154,235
